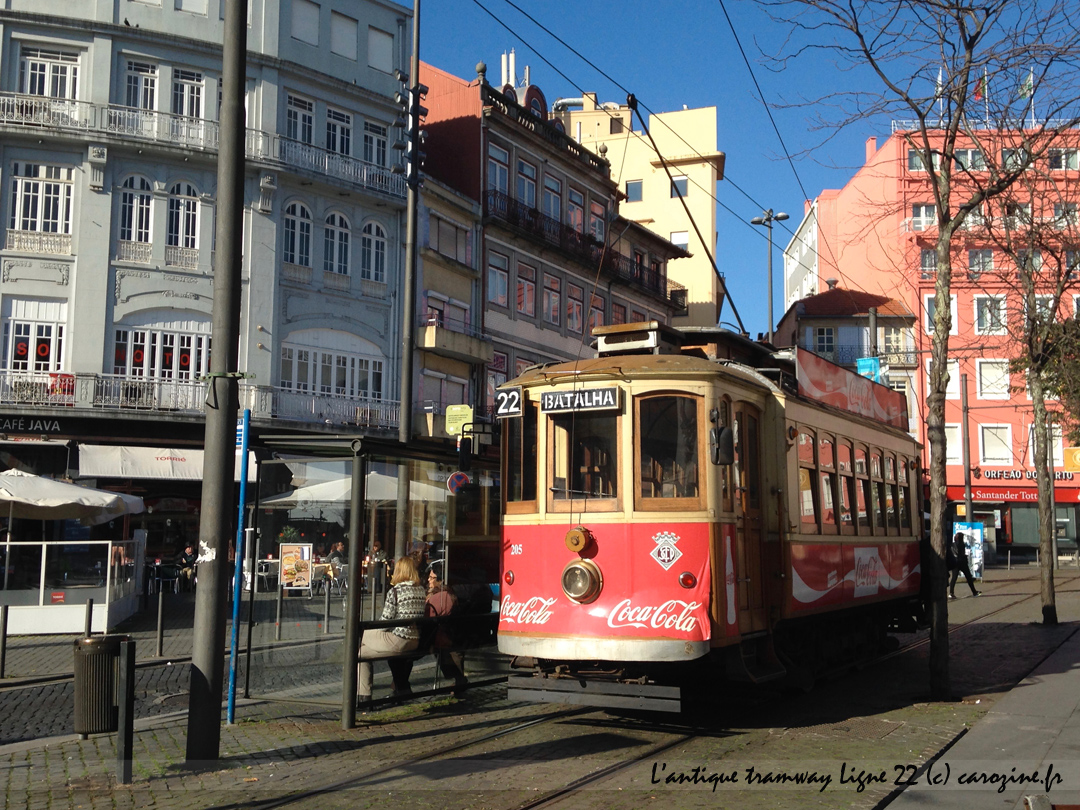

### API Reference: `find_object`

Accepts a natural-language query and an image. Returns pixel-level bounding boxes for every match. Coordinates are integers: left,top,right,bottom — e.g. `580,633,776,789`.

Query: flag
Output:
1019,69,1033,99
973,75,986,101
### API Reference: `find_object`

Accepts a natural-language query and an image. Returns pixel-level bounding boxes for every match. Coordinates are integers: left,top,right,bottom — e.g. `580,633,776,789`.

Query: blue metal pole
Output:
226,408,251,724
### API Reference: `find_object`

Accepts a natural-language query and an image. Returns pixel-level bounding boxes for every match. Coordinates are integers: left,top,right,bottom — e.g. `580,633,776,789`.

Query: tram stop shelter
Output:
242,435,501,727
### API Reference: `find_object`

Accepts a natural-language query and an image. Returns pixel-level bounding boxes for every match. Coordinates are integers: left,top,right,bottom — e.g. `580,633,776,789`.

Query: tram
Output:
496,322,924,711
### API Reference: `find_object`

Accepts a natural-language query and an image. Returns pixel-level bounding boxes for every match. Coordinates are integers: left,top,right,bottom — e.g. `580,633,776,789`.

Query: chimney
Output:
826,278,839,290
584,92,598,111
865,136,877,164
509,49,517,88
500,52,507,87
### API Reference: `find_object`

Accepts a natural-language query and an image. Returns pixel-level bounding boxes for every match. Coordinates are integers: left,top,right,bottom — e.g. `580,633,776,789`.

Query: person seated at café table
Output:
178,544,197,592
327,541,347,565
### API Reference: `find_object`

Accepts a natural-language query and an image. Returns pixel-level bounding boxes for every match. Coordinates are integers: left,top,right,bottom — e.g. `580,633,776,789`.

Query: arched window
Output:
360,222,386,282
284,202,312,267
119,176,152,245
166,182,199,249
324,212,350,275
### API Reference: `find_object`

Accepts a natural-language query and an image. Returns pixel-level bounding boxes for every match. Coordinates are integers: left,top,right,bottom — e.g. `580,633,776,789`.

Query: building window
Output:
542,176,561,221
323,212,350,275
429,217,471,265
1054,203,1078,229
670,176,688,198
567,283,584,333
1028,295,1056,321
911,203,935,231
113,327,210,380
814,327,835,355
367,27,394,73
631,309,647,323
1004,202,1031,229
166,182,199,250
589,201,605,242
920,248,937,279
974,296,1005,335
487,143,509,194
280,343,384,399
589,294,604,331
1028,423,1063,467
330,12,358,60
543,274,560,325
944,425,962,464
954,149,985,171
670,231,689,250
1018,249,1042,275
926,358,960,399
1050,148,1080,170
363,121,387,166
625,180,642,203
486,351,508,414
125,61,157,109
172,69,203,118
977,359,1009,399
1002,148,1029,170
360,222,386,282
609,117,624,134
286,94,314,144
20,48,79,99
291,0,320,44
611,303,626,325
9,163,73,236
487,253,508,307
924,294,957,334
907,149,940,171
568,188,584,232
326,108,352,155
283,202,312,266
119,176,152,245
968,248,993,280
4,312,65,374
980,425,1012,465
516,263,535,317
517,160,537,208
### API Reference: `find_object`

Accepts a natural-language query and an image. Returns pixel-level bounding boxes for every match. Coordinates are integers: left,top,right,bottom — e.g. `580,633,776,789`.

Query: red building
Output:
784,128,1080,557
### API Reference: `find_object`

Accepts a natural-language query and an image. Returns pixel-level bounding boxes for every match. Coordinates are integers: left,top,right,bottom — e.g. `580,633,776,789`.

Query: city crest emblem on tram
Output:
650,531,682,570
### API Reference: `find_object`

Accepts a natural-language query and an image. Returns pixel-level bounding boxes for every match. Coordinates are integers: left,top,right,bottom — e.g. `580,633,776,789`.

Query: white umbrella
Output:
0,469,145,521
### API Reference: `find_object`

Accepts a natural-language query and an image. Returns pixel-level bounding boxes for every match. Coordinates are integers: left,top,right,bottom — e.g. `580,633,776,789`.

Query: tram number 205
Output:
495,386,523,418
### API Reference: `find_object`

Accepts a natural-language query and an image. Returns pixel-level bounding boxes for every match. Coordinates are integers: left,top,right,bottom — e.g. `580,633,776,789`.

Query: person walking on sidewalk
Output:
357,555,426,707
949,531,980,599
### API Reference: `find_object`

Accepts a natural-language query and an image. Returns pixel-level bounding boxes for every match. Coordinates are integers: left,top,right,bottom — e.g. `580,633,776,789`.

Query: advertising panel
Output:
279,543,313,591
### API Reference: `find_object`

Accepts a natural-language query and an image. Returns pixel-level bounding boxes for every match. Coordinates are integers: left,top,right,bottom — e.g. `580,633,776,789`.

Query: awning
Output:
78,444,256,482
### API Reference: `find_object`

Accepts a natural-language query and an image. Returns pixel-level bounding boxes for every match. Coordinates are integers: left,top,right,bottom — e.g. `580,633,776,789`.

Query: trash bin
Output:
72,634,130,736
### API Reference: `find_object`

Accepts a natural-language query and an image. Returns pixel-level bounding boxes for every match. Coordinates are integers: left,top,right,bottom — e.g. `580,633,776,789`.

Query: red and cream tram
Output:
497,322,923,711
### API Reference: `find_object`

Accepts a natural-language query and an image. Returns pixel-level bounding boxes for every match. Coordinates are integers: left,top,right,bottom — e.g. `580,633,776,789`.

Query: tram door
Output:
734,403,767,633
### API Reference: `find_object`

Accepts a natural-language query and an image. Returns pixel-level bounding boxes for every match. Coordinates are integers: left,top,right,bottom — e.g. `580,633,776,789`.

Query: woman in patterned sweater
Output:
358,555,426,705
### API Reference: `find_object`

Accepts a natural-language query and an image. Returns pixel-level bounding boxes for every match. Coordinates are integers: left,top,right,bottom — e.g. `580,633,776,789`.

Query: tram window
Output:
797,431,815,466
898,457,912,530
821,470,837,526
739,412,761,510
797,431,818,529
854,446,870,531
551,411,618,501
837,442,854,532
720,399,734,513
637,394,701,504
505,400,538,506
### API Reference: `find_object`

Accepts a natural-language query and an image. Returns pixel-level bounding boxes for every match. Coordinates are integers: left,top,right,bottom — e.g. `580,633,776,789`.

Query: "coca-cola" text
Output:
606,598,701,632
501,596,557,625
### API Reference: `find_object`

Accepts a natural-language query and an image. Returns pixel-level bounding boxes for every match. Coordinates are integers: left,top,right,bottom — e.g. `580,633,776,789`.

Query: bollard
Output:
155,587,164,658
84,598,94,638
324,583,331,635
0,604,7,678
116,640,135,784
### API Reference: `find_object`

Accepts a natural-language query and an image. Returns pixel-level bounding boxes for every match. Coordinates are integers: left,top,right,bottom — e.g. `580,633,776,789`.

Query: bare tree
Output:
759,0,1080,698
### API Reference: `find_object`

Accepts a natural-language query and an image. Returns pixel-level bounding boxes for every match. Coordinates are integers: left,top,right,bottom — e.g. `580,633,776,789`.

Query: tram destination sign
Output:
540,387,620,413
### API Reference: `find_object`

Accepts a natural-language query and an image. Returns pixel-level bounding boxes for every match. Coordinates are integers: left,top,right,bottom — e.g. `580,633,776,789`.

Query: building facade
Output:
553,93,726,327
785,128,1080,555
0,0,413,559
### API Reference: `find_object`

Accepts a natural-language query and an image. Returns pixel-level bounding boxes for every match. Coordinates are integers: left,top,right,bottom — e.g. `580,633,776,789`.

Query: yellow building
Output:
554,95,726,327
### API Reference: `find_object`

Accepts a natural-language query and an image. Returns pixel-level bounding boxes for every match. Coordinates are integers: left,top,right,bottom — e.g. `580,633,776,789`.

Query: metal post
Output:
766,223,774,345
324,579,331,635
227,418,252,726
1049,427,1058,567
342,444,367,729
156,587,164,658
187,0,247,763
0,604,8,678
397,0,420,445
84,598,93,638
243,525,259,699
961,374,973,525
117,640,136,785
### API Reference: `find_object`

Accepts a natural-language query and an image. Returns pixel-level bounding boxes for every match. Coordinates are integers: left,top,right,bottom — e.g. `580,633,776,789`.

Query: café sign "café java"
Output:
540,388,620,413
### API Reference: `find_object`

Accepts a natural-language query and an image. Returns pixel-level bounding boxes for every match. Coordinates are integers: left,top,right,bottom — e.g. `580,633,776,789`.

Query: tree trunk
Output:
1029,379,1058,625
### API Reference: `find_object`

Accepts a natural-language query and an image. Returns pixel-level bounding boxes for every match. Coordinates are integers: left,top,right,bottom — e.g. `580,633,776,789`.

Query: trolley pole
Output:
187,0,247,763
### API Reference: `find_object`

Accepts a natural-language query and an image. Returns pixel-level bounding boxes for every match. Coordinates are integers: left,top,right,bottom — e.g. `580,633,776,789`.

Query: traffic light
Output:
392,71,428,190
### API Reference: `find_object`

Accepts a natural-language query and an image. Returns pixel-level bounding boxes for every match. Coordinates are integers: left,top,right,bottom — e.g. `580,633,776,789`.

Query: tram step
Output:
507,674,681,713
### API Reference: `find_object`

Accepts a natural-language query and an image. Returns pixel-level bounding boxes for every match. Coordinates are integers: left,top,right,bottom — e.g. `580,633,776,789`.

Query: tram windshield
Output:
637,394,700,503
551,411,618,500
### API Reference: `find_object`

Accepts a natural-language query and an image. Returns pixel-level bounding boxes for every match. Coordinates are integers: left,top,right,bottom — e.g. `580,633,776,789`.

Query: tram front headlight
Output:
561,559,602,604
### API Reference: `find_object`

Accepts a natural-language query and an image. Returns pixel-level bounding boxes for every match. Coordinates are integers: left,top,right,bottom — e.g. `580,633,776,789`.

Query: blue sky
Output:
419,0,882,337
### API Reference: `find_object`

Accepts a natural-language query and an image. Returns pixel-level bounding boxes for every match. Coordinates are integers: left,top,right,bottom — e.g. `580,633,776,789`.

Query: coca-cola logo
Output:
606,598,701,632
855,555,880,589
501,596,556,625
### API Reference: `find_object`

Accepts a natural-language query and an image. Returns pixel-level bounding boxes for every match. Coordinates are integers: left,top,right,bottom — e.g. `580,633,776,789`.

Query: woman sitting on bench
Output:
357,555,426,707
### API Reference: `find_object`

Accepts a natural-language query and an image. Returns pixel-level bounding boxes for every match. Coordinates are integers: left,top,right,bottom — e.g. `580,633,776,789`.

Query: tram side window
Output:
898,457,912,530
505,400,538,504
797,431,818,530
837,441,855,533
854,446,871,532
871,451,887,531
885,454,899,530
551,411,618,499
638,395,700,501
819,436,837,528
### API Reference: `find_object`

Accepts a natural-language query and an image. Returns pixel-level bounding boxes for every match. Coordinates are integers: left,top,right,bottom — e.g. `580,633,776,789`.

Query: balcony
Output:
0,92,406,201
164,245,199,269
322,270,351,292
416,316,494,364
484,189,685,307
282,262,313,284
0,369,400,432
5,230,71,255
804,344,917,368
116,240,152,263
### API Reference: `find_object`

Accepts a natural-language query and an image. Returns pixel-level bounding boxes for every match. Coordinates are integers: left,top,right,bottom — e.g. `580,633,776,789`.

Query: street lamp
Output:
750,209,789,345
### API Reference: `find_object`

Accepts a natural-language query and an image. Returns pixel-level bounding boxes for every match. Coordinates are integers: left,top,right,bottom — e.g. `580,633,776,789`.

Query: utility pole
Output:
186,0,246,763
750,209,788,345
961,374,973,527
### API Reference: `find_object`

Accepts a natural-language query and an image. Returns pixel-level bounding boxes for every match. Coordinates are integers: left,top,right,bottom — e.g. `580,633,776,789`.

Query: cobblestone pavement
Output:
0,566,1075,809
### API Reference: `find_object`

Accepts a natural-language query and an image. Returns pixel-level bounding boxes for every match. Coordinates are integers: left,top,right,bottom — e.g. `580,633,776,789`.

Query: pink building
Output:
784,129,1080,557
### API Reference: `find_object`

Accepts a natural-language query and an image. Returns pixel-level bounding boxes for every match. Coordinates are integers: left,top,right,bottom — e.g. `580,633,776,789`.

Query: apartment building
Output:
785,128,1080,555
